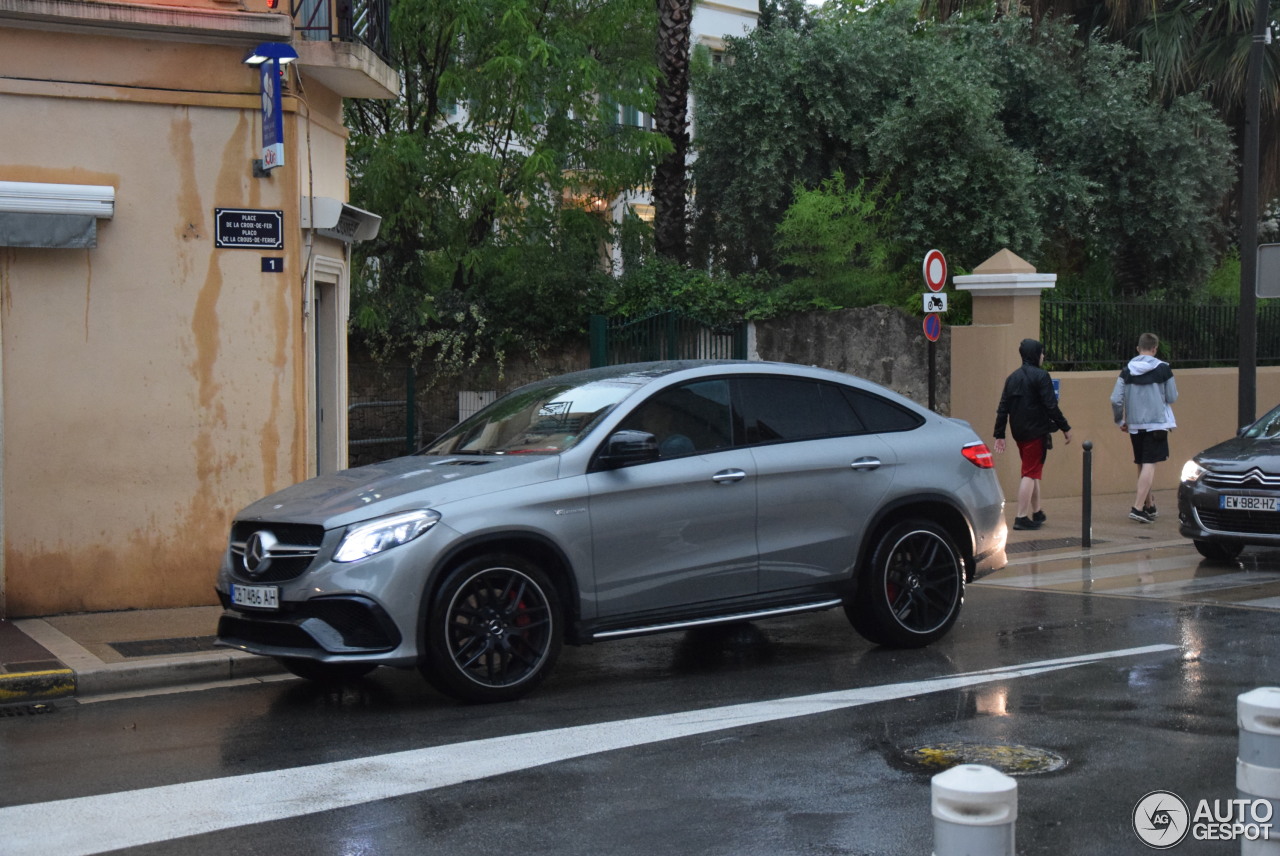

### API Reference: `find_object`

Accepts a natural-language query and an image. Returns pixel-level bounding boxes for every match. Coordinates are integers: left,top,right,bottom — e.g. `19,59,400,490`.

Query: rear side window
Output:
616,379,734,457
735,378,865,444
841,387,924,433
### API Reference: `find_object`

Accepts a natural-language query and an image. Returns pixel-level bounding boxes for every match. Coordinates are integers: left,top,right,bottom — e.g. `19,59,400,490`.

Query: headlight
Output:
334,510,440,563
1180,461,1207,484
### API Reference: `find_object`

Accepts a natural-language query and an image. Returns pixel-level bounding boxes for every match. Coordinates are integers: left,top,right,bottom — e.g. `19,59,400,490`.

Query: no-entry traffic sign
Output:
923,249,947,292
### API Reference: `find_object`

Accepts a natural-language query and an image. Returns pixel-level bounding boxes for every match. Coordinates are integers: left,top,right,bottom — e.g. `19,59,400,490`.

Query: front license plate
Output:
230,583,279,609
1220,495,1280,512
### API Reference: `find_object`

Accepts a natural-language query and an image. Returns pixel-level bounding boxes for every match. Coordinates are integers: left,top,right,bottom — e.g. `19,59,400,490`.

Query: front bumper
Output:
1177,481,1280,548
215,592,402,659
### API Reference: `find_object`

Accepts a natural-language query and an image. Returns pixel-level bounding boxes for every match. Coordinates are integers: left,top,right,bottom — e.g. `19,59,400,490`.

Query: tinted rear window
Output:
841,387,924,433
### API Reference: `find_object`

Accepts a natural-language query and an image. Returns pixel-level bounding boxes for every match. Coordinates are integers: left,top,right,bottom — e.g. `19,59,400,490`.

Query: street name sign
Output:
215,208,283,249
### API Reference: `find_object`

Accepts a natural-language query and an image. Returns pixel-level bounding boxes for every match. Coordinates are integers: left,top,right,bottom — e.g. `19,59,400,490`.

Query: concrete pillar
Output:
1238,687,1280,855
950,250,1057,503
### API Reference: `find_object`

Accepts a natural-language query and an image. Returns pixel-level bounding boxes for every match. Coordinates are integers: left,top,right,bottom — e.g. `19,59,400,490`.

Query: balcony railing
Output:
292,0,391,65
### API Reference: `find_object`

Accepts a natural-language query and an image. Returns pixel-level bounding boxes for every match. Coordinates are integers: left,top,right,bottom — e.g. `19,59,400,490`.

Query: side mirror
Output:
595,430,659,470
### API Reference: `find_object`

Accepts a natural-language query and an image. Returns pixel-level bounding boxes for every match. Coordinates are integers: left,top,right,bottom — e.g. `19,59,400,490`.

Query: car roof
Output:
529,359,865,387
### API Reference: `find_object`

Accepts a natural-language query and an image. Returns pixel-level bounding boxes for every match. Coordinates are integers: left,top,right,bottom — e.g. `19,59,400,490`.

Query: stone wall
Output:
752,305,950,415
347,305,945,466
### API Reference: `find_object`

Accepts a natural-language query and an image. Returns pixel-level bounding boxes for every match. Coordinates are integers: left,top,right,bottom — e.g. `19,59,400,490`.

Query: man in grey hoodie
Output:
1110,332,1178,523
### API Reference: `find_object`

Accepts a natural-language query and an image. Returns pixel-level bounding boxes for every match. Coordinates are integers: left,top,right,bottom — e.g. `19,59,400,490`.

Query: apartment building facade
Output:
0,0,396,615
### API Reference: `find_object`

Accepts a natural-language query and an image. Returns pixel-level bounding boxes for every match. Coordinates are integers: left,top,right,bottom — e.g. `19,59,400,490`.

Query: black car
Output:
1178,402,1280,560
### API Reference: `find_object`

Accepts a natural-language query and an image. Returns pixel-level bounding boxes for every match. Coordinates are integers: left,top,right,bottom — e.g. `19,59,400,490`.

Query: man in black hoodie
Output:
993,339,1073,530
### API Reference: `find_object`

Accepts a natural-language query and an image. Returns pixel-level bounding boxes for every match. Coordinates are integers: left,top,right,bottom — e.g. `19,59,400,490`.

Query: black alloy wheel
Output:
420,554,562,703
847,519,964,648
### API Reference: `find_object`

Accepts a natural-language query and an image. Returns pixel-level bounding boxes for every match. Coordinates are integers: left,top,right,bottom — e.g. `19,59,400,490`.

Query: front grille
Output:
229,521,325,582
219,596,400,653
1195,508,1280,536
1204,468,1280,489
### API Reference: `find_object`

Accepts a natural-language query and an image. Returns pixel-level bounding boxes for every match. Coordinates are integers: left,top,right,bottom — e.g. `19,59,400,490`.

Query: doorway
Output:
310,256,346,475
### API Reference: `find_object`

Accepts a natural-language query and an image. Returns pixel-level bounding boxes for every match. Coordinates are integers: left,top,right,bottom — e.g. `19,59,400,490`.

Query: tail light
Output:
962,441,994,469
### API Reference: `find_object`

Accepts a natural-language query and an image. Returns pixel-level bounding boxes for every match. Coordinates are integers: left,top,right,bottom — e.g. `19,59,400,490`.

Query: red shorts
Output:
1016,436,1047,479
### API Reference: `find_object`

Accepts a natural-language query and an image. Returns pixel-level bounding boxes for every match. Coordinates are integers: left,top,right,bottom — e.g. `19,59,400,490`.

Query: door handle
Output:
712,468,747,484
850,457,882,471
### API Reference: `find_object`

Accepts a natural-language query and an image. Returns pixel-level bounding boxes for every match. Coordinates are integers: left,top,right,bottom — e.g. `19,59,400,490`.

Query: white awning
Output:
0,181,115,248
299,197,381,243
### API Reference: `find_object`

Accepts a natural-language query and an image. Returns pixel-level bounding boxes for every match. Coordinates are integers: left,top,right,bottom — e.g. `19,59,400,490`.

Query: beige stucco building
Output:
0,0,396,616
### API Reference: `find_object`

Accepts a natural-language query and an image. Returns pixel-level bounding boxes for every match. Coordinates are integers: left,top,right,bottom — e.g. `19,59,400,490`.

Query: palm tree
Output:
1130,0,1280,219
654,0,693,263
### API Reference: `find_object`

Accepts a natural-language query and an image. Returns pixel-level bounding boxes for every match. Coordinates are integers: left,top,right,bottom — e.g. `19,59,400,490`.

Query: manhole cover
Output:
899,742,1067,775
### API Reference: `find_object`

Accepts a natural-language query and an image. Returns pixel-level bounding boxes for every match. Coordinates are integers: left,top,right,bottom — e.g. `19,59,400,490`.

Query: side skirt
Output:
589,598,844,642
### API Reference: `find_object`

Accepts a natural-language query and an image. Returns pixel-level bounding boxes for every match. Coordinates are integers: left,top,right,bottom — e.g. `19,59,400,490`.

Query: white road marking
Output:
0,644,1177,856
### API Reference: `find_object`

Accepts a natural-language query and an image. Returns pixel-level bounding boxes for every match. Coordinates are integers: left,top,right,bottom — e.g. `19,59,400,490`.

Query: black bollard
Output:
1082,441,1093,549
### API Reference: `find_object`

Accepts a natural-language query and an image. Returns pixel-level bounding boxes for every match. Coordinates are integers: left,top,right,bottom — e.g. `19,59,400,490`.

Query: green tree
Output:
774,171,909,308
691,2,1234,295
345,0,668,366
921,0,1280,223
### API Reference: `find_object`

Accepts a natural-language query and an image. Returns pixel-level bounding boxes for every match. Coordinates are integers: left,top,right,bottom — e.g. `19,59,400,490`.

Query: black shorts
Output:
1130,430,1169,465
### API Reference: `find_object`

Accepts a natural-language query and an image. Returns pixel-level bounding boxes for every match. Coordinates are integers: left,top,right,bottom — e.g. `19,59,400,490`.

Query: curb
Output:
0,653,286,705
0,667,76,704
73,651,286,699
3,616,288,705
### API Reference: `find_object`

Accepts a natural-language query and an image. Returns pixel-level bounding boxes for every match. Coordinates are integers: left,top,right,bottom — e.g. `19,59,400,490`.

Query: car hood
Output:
1195,436,1280,475
235,455,562,529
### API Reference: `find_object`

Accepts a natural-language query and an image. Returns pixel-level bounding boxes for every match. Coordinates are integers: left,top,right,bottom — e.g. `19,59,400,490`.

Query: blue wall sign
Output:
260,60,285,171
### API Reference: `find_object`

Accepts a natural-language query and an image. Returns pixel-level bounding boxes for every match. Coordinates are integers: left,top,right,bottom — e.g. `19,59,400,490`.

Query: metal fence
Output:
347,364,416,467
1041,299,1280,369
589,311,747,367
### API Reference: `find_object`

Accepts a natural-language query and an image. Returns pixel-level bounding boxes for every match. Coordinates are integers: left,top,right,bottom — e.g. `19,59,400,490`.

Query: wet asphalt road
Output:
2,542,1279,855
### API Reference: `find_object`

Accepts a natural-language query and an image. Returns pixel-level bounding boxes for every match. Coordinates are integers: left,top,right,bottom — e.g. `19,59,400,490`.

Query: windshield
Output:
1243,403,1280,440
423,378,643,456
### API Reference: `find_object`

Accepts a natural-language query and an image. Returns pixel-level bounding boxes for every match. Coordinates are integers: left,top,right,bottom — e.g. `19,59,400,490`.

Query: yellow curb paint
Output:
0,669,76,702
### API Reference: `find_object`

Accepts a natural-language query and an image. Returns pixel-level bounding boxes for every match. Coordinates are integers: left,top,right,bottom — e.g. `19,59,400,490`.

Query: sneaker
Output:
1032,510,1047,524
1013,516,1042,530
1144,504,1159,519
1129,507,1155,523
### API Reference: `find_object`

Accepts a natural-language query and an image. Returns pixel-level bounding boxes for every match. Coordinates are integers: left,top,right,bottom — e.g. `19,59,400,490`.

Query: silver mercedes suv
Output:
216,361,1007,702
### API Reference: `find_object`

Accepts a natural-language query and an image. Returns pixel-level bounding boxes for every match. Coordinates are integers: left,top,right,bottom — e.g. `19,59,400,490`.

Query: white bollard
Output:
931,763,1017,856
1238,688,1280,855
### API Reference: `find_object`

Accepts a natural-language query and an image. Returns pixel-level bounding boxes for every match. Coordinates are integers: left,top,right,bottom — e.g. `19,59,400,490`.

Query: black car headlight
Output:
334,510,441,563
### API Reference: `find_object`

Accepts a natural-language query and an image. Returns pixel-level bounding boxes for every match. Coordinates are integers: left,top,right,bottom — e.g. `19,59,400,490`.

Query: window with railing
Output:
292,0,391,64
